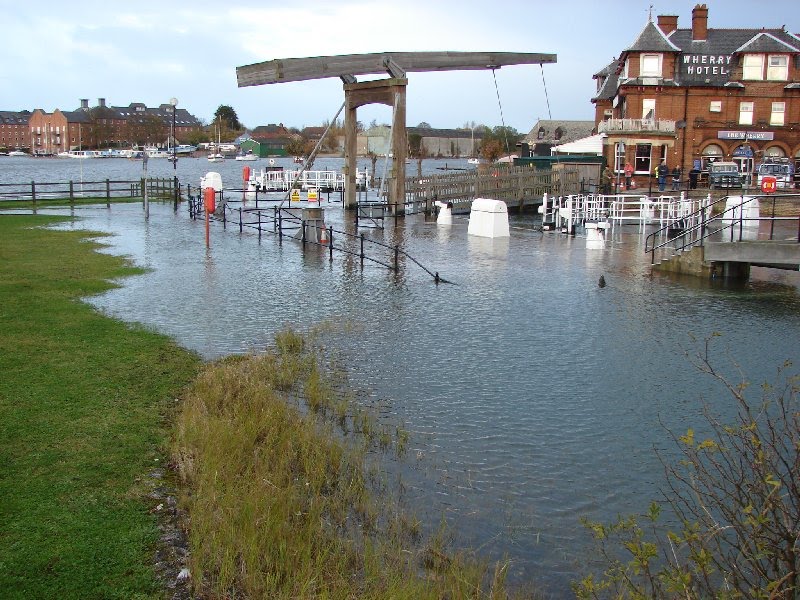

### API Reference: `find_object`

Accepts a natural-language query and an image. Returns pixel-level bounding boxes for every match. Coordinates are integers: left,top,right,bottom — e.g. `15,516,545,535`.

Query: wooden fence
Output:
0,177,179,205
403,165,580,213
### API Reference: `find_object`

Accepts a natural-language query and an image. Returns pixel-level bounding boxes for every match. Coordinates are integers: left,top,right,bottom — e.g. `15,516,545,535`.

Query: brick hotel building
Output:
592,4,799,186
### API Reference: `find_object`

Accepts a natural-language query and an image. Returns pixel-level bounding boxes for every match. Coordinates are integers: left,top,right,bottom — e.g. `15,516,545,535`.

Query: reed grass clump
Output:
173,328,514,599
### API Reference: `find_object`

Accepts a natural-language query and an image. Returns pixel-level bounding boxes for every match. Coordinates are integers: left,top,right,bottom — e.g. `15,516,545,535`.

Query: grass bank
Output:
173,330,517,599
0,215,201,599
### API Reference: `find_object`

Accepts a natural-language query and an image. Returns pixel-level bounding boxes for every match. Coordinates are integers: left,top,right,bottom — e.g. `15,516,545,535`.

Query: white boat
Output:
57,150,99,159
174,144,197,154
235,151,258,161
8,150,28,157
467,157,480,165
146,148,170,159
207,118,226,162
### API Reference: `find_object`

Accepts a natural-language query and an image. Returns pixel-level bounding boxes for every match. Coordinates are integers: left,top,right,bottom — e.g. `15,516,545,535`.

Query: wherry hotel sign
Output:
682,54,733,80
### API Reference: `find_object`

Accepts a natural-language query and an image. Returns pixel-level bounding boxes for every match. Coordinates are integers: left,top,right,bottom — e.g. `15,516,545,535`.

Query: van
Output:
708,161,744,189
757,158,794,190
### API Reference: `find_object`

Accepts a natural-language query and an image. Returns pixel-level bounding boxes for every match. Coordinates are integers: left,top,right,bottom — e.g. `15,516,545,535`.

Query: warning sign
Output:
290,189,301,202
307,188,318,202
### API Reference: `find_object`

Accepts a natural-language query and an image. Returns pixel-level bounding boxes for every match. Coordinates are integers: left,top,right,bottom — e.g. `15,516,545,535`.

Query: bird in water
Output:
598,275,606,288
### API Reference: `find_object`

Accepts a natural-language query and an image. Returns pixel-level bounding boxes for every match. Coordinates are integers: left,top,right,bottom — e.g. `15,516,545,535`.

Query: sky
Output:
2,0,797,135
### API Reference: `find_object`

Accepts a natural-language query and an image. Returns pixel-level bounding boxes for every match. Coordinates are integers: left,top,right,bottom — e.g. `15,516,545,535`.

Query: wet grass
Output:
0,215,202,599
173,328,519,599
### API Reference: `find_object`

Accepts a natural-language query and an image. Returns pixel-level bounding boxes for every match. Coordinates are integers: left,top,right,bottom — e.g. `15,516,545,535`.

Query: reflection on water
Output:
35,199,800,594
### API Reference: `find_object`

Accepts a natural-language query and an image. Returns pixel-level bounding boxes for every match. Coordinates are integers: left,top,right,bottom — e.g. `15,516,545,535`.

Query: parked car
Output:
708,161,744,189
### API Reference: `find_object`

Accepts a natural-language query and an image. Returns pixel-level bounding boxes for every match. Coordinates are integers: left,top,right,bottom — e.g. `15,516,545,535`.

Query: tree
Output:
126,115,166,146
479,125,522,157
480,139,504,163
285,136,313,158
575,339,799,599
214,105,242,131
416,121,432,129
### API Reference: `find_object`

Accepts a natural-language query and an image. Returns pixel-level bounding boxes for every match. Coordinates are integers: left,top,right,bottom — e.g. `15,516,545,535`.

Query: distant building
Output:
26,98,203,153
592,3,800,184
0,110,32,150
357,125,482,157
29,109,91,155
243,124,296,157
523,119,596,156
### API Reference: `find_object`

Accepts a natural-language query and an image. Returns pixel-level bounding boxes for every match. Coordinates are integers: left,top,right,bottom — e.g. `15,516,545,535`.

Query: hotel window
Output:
742,54,764,80
767,55,788,80
642,99,656,120
634,143,652,174
770,102,785,126
640,54,661,77
709,100,722,113
739,101,754,125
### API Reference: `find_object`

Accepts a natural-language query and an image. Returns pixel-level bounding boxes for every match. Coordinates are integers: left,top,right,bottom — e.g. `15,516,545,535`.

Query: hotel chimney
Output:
692,3,708,41
657,15,678,36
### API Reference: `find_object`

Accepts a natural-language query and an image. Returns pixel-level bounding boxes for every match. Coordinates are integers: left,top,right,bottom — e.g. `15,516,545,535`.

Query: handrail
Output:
186,193,451,284
644,192,800,264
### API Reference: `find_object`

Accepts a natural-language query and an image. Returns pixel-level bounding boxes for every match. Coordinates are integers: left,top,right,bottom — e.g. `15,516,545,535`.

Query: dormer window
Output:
554,127,564,140
767,55,788,80
640,54,662,77
742,54,764,80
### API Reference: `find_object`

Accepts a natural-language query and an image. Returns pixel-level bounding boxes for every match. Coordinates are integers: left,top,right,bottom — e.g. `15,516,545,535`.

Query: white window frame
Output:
640,54,662,77
739,101,754,125
770,101,785,126
634,143,652,174
742,54,764,80
709,100,722,113
766,55,788,81
642,98,656,120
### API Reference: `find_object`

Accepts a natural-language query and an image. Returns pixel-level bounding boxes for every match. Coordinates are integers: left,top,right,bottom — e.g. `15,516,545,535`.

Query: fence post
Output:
360,233,365,264
329,229,333,261
140,178,145,207
69,180,74,203
394,245,399,271
239,207,243,233
301,220,306,245
31,181,36,205
106,178,111,208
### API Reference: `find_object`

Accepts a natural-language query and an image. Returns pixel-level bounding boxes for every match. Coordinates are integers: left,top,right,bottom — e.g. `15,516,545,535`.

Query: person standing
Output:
601,166,612,195
671,165,682,191
657,160,668,192
624,161,633,190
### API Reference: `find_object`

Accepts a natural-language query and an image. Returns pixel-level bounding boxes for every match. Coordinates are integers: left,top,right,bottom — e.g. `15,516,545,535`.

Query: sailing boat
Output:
207,118,225,162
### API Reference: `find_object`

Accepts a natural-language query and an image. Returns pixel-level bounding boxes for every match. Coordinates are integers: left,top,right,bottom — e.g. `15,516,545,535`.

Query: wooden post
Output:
69,181,74,203
344,97,358,210
390,88,407,216
31,181,36,204
106,178,110,208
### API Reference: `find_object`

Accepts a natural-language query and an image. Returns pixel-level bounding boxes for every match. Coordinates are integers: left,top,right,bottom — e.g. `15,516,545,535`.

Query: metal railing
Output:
186,192,450,284
597,118,676,134
644,193,800,264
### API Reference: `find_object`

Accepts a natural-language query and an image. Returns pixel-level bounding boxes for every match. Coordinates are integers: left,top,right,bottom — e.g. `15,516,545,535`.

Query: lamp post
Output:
170,97,178,210
169,97,178,171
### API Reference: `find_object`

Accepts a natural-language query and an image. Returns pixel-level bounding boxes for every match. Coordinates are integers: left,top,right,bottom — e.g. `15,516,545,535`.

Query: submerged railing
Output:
186,192,450,284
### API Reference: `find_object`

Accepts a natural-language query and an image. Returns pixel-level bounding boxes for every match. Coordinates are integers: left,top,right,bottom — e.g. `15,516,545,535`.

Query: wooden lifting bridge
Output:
237,51,559,213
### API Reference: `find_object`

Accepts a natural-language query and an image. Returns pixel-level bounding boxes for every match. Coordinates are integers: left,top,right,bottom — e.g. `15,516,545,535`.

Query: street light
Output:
169,97,178,171
170,97,178,210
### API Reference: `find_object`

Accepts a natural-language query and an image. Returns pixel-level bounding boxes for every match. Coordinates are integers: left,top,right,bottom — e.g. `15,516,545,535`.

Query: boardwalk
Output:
403,166,580,214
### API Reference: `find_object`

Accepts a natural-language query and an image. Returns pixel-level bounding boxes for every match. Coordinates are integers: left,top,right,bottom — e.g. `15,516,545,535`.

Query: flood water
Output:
3,155,800,595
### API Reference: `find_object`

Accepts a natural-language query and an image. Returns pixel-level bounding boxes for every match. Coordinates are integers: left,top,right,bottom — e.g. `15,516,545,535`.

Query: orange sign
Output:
761,175,777,194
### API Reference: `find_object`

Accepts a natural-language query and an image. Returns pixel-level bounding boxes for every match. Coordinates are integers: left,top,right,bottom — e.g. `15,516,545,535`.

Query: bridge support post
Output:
343,78,408,212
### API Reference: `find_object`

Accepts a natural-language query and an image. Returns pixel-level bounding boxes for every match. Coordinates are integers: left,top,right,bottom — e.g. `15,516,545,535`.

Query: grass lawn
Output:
0,215,201,599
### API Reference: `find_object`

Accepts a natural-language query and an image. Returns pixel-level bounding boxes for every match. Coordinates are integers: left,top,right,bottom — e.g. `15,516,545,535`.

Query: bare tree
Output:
575,338,799,599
